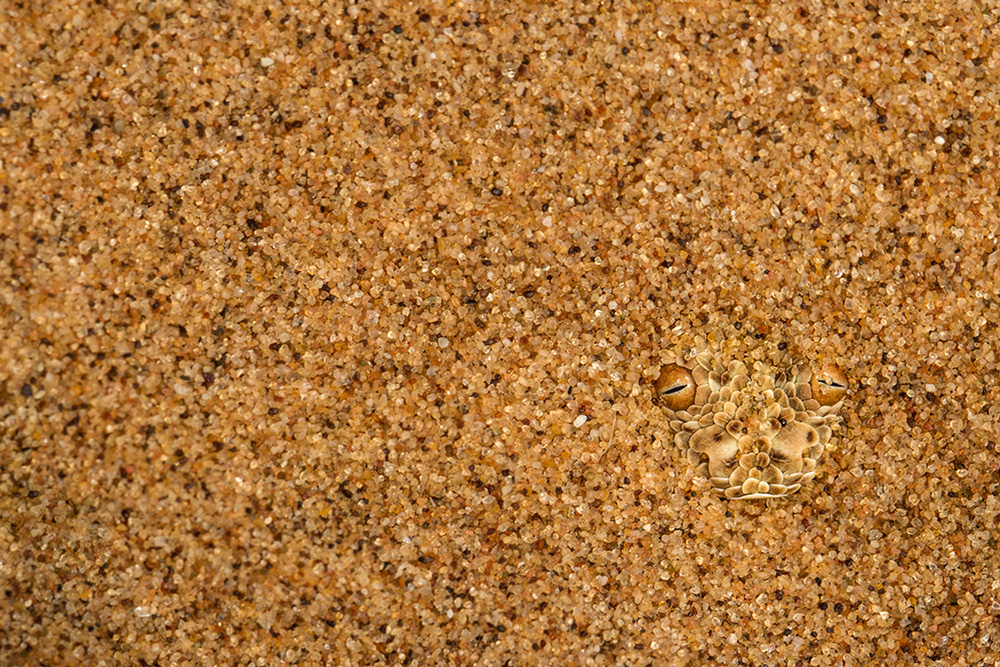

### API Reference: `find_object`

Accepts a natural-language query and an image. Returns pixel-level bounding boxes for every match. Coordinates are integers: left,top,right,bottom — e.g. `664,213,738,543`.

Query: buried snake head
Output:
660,354,846,500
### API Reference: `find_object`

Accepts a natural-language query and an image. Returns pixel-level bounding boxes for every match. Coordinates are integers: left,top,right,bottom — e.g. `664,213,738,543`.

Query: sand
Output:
2,1,999,664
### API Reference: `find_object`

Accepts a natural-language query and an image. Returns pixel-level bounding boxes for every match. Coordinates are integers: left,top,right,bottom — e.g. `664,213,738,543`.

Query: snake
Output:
655,352,847,500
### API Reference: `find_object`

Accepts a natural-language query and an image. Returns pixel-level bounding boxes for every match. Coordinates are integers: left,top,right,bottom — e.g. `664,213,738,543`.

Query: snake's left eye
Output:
811,364,848,406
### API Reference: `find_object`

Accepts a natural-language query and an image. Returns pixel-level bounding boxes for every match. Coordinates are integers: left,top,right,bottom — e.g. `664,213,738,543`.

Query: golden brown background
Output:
2,0,999,664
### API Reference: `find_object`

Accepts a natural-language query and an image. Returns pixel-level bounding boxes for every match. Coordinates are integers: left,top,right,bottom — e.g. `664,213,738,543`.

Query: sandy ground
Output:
2,1,999,664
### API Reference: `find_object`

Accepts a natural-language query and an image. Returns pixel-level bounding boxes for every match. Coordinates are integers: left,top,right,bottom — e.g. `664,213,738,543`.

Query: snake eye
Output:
811,364,848,406
778,418,787,427
655,364,696,411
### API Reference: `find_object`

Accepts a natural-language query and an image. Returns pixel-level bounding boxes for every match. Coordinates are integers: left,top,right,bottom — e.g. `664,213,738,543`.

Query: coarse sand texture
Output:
2,1,1000,665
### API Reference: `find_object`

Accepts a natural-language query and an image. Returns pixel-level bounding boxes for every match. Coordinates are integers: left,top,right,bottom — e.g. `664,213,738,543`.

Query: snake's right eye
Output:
655,364,696,411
